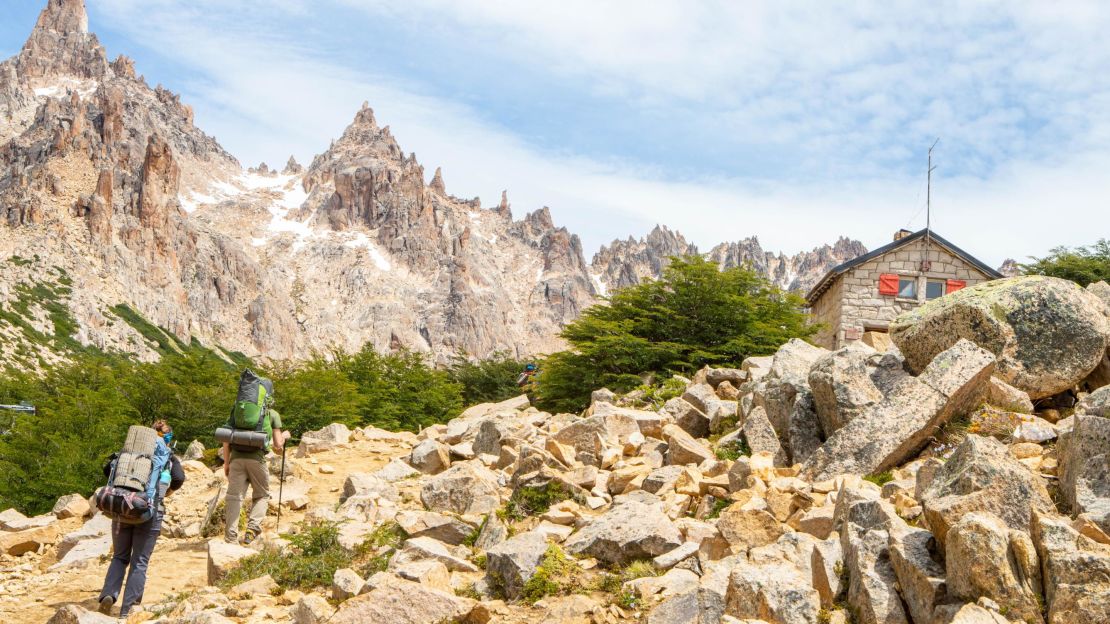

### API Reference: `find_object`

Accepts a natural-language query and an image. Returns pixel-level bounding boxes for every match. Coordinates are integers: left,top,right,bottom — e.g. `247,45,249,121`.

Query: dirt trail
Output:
0,434,412,623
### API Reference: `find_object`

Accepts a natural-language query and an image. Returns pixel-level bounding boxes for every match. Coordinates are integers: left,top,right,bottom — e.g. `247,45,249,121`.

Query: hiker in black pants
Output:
98,420,185,618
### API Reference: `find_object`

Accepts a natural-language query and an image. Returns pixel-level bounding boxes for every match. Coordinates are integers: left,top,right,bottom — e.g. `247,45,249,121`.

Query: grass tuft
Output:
863,471,894,487
498,481,576,522
220,520,352,591
521,544,583,604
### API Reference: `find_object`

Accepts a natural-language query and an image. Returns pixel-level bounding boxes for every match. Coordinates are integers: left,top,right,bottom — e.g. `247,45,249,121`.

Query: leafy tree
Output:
1021,239,1110,286
338,347,463,432
120,351,239,450
265,356,364,437
0,356,139,515
448,351,530,405
534,256,814,412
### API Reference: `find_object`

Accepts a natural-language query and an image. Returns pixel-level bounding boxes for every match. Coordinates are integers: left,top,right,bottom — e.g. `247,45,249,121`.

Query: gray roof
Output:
805,229,1003,304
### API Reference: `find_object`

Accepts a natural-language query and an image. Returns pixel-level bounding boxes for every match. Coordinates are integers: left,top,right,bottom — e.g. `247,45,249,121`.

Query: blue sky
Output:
3,1,1109,264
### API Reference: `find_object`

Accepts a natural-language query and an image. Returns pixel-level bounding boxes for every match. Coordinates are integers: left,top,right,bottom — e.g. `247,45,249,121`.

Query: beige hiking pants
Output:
225,458,269,541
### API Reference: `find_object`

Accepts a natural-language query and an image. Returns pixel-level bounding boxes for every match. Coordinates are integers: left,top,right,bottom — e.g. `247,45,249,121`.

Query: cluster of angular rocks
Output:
18,276,1110,624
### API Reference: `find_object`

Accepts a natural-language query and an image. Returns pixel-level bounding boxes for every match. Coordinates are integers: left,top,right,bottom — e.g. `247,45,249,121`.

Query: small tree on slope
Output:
534,256,815,413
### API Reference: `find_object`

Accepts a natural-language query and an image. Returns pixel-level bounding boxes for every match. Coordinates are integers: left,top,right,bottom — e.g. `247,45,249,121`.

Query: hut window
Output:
898,278,917,298
925,280,945,300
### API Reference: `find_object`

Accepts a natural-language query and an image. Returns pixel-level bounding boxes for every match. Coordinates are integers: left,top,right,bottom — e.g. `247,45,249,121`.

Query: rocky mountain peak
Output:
999,258,1021,277
592,228,866,293
429,166,446,195
495,190,512,220
281,155,304,175
17,0,107,80
32,0,89,35
591,224,699,292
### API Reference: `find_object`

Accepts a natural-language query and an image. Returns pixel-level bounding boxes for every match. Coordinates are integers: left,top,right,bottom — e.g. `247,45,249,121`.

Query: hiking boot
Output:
241,529,258,545
97,596,114,615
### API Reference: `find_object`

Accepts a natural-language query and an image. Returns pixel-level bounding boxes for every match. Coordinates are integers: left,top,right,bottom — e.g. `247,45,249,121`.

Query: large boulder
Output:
291,594,334,624
550,414,617,466
1077,385,1110,417
564,498,682,565
46,606,117,624
1056,414,1110,532
485,531,548,600
54,513,111,561
802,340,995,481
0,523,58,556
724,560,820,624
945,512,1043,623
397,536,479,572
51,533,111,570
663,424,714,466
754,339,828,446
591,402,669,439
786,389,823,465
647,588,726,624
409,438,450,474
919,435,1054,549
184,439,205,460
836,495,910,624
716,507,784,554
741,405,788,466
808,345,883,436
663,397,710,439
888,528,946,624
328,575,481,624
342,473,400,502
395,510,475,545
207,539,255,584
304,422,351,444
419,462,501,515
1031,511,1110,623
890,275,1110,399
843,529,909,624
51,493,91,519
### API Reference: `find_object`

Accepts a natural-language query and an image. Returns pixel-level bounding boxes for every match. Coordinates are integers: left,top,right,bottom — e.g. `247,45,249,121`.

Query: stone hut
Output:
805,229,1001,349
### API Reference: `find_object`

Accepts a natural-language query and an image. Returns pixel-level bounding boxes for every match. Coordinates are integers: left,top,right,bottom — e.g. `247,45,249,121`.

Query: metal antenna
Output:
923,138,939,272
926,138,939,237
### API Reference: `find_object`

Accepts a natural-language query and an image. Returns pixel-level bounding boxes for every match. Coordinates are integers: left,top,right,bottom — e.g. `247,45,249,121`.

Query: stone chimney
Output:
894,228,913,241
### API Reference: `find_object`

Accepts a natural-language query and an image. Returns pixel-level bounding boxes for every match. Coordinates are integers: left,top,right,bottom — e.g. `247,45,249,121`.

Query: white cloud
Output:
85,0,1110,267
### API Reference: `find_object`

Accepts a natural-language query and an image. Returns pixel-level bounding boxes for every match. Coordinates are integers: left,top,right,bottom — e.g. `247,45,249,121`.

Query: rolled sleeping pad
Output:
214,427,268,450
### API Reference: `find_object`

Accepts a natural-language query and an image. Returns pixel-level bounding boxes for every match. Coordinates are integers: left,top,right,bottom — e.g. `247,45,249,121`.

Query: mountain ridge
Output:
0,0,866,367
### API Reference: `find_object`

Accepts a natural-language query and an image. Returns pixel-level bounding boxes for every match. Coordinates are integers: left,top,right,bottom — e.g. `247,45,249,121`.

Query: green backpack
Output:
230,369,274,444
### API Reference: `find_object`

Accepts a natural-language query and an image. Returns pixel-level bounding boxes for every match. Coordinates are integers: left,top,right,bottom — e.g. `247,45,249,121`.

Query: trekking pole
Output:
276,444,287,534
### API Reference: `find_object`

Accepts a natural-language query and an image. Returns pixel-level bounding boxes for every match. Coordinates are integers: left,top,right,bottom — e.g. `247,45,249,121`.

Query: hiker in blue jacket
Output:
98,420,185,618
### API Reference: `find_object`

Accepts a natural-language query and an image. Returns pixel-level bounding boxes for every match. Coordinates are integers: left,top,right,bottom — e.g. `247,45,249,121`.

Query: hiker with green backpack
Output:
217,370,288,545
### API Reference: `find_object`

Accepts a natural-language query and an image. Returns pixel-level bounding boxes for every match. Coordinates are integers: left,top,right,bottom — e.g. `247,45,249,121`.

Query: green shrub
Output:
447,351,531,405
520,544,583,603
1021,239,1110,286
592,559,659,608
220,521,352,590
707,498,732,519
534,257,815,412
498,482,576,522
714,436,751,461
863,471,894,487
356,521,406,576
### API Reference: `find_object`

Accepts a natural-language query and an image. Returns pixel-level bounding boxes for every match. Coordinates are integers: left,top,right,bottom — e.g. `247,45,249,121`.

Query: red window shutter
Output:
878,273,899,296
946,279,966,294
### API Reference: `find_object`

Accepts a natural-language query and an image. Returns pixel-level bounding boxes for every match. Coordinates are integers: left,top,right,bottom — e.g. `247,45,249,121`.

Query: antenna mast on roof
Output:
923,138,939,272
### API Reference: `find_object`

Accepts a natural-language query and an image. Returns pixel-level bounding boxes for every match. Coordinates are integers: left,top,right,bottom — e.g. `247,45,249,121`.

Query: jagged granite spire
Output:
17,0,108,79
